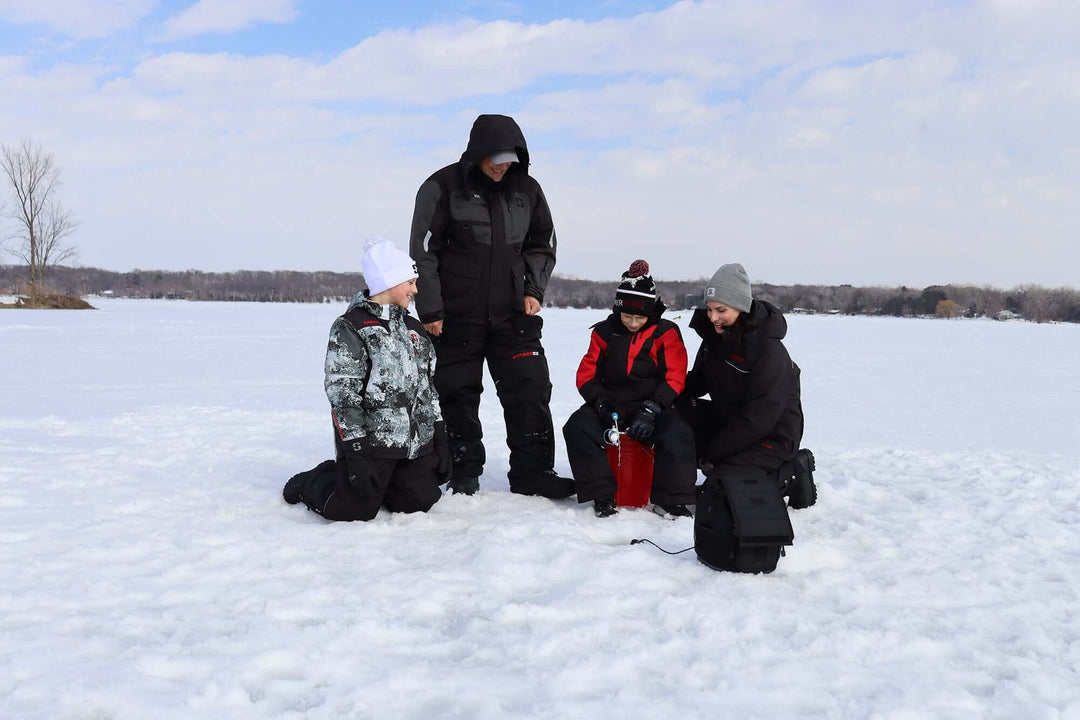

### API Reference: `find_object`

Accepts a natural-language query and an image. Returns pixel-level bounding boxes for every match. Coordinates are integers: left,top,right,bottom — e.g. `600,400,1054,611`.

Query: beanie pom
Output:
626,259,649,278
362,234,388,253
614,259,658,317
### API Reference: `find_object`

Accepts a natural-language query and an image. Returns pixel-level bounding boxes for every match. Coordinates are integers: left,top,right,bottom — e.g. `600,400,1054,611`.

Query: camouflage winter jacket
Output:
325,291,442,459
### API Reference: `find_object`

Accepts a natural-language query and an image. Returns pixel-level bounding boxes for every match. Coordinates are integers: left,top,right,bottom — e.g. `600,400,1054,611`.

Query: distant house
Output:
995,310,1022,321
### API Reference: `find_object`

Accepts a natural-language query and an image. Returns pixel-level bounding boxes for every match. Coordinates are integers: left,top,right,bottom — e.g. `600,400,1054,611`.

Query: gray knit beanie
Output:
704,263,752,313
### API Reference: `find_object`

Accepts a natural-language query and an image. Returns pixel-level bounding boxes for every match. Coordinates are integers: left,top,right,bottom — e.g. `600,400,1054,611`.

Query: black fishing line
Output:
630,538,694,555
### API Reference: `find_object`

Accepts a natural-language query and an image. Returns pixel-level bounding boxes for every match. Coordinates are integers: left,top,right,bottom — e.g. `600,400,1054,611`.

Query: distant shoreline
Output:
1,265,1077,322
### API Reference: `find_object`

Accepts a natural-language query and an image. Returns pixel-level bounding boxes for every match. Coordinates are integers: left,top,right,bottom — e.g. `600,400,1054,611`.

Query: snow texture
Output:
1,300,1078,719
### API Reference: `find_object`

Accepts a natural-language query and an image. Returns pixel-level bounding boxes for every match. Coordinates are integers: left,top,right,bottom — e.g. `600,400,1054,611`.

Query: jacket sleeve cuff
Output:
650,385,677,409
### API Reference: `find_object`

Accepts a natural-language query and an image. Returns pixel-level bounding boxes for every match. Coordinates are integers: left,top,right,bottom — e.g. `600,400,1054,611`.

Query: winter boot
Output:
654,503,693,519
594,496,618,518
448,475,480,495
510,470,576,499
787,449,817,509
536,471,576,499
283,459,336,505
282,474,305,504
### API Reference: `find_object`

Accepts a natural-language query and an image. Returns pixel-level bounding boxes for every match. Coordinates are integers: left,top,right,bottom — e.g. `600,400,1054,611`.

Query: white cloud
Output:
0,0,154,38
520,77,736,144
159,0,298,41
0,54,28,74
2,1,1078,287
134,9,767,105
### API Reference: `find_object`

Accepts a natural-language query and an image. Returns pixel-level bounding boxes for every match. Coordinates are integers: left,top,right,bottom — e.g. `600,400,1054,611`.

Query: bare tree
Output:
1,140,78,304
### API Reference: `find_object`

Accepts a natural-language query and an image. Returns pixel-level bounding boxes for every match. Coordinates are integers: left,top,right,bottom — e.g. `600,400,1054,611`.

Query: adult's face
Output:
479,156,513,183
705,301,740,333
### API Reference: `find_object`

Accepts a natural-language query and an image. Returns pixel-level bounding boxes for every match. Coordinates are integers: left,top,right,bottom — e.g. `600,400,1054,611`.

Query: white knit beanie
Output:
361,236,417,296
704,263,752,313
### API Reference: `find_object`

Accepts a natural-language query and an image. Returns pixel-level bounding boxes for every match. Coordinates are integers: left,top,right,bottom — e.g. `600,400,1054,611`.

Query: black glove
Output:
342,438,375,496
433,421,452,484
594,396,617,424
628,400,662,443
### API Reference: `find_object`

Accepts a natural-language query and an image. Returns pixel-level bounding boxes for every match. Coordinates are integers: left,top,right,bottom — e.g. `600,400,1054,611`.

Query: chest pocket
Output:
504,192,531,246
449,191,492,246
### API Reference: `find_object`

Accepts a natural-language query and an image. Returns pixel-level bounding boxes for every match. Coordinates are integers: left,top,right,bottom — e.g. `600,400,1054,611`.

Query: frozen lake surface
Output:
1,299,1078,719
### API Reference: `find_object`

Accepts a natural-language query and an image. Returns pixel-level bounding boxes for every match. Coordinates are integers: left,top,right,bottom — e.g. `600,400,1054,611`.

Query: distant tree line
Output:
2,264,1078,323
0,265,361,303
746,282,1080,324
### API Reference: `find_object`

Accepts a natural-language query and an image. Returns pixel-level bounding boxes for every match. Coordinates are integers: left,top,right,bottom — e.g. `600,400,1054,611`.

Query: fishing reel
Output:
603,412,622,447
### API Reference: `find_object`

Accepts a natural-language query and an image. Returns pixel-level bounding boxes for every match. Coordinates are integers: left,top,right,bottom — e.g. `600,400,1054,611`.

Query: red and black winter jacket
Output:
575,312,688,417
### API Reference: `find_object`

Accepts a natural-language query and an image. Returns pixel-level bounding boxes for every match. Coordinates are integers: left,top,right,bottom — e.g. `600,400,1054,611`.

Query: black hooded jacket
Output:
409,114,557,325
685,300,804,464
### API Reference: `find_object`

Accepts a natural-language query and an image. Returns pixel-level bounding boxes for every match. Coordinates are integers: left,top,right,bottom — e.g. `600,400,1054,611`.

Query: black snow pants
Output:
294,435,442,521
432,315,558,494
562,404,697,505
678,396,788,480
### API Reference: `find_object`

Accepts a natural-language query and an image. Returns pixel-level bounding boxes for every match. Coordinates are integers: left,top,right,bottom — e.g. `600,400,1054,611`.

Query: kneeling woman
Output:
681,263,804,489
562,260,697,518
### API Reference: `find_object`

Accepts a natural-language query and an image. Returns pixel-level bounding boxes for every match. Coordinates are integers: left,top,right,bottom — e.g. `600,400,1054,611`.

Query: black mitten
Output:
433,421,452,483
627,400,661,442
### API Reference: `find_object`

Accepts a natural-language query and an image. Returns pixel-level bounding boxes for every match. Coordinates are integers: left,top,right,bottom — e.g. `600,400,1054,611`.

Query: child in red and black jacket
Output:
562,260,698,518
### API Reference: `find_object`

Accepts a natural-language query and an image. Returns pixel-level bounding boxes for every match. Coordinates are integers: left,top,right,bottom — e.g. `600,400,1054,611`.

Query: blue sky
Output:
2,2,677,65
1,0,1078,287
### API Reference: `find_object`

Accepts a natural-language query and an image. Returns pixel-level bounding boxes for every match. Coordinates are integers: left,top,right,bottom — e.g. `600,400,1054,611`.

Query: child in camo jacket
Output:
282,238,451,520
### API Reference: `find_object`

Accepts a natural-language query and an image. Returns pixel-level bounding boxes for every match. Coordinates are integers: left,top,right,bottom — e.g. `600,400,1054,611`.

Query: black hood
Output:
460,114,531,175
752,300,788,340
690,300,787,341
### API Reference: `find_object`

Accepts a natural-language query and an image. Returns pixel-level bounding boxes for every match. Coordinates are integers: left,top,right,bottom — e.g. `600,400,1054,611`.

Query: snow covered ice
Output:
1,300,1079,719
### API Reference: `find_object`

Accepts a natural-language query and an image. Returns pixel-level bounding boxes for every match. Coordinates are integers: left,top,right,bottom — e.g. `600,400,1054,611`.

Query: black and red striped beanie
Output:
612,259,657,317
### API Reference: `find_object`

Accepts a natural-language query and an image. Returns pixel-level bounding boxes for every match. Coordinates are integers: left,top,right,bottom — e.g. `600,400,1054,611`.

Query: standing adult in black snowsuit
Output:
680,262,814,506
409,114,574,499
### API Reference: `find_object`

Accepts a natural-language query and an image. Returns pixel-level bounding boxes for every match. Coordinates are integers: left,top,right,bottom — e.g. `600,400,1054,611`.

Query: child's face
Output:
620,313,648,332
385,278,418,309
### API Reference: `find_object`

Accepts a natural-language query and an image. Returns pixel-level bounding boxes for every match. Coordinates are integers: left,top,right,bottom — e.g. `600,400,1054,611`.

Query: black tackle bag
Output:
695,468,794,574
